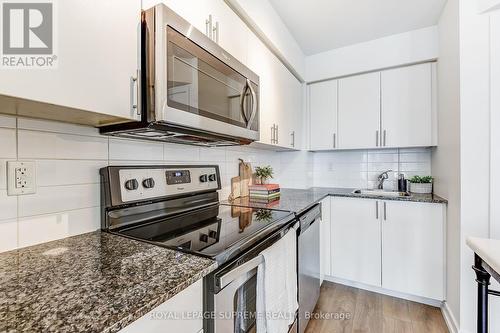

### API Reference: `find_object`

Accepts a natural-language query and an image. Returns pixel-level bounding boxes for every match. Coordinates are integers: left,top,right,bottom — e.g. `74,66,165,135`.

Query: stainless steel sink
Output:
352,189,411,197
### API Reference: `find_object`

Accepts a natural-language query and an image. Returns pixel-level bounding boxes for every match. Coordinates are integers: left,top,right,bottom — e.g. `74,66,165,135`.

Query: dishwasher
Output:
297,204,322,333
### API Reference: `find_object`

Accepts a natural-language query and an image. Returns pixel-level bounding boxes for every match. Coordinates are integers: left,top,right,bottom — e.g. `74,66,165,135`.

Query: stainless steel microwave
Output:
100,4,260,146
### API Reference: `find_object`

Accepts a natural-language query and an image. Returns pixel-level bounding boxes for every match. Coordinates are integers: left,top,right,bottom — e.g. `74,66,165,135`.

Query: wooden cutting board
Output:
228,176,241,201
239,159,252,197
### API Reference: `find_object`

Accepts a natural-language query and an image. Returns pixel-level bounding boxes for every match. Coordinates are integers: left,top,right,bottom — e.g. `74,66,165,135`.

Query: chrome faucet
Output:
377,170,393,189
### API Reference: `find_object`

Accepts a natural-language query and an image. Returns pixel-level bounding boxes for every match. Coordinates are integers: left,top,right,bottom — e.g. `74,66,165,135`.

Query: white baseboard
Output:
440,301,459,333
324,275,443,307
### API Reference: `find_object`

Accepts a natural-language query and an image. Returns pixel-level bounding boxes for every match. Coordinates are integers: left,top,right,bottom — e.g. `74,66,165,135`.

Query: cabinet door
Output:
338,72,381,149
247,33,278,145
381,63,433,147
381,201,444,300
276,62,302,149
0,0,141,120
331,197,381,287
309,80,338,150
320,197,331,283
120,279,203,332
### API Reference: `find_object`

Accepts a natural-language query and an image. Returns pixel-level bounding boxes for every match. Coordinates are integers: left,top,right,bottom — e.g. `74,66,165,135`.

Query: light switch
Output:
7,161,36,195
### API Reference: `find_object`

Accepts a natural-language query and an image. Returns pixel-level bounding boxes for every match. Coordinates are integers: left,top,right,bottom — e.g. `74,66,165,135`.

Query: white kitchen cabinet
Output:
120,279,203,333
144,0,249,64
319,197,331,284
309,80,338,150
247,32,302,149
338,72,381,149
330,197,382,287
381,63,433,148
381,200,445,300
0,0,141,121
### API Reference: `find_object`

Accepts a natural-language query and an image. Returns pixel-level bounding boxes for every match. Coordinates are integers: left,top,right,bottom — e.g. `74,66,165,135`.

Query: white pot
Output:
409,182,433,194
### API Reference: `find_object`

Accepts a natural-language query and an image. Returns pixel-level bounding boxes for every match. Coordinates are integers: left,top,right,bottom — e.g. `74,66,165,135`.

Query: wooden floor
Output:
305,282,449,333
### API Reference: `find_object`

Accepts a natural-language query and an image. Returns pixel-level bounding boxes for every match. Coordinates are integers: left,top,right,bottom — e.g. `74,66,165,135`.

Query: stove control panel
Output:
115,166,220,204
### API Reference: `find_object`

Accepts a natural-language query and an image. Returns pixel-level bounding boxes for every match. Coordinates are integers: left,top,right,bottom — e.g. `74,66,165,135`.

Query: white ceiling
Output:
268,0,447,56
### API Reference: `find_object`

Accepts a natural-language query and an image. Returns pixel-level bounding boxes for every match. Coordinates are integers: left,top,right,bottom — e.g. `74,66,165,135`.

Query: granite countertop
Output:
224,187,447,214
0,231,217,333
467,237,500,278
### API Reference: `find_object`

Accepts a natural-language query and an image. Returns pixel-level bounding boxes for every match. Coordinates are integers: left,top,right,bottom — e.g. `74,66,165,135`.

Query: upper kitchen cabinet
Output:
309,80,338,150
381,63,434,148
338,72,381,149
0,0,142,122
247,32,303,150
144,0,250,64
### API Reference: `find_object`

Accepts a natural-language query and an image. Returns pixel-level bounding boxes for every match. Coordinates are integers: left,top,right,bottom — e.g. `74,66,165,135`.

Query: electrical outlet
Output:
7,161,36,195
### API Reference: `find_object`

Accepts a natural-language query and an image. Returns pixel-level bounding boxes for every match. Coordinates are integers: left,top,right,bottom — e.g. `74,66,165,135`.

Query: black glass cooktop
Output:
116,204,294,263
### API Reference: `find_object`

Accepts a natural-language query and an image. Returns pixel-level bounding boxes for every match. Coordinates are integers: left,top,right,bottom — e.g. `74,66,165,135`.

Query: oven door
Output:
207,224,298,333
156,21,259,141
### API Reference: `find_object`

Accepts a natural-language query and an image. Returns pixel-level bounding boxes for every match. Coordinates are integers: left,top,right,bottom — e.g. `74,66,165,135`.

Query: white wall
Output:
305,26,439,82
432,0,462,329
0,115,311,253
458,0,500,332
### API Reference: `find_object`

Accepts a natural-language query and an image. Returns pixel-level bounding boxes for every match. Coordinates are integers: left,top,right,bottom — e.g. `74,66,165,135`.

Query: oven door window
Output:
166,26,258,131
234,273,257,333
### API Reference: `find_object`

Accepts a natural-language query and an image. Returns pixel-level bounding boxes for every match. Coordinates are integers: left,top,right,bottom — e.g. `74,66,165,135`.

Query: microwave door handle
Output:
246,80,257,129
239,83,250,124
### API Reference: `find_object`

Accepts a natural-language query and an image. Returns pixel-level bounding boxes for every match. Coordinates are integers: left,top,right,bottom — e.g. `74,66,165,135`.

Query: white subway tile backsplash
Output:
36,160,108,186
164,143,200,162
313,148,432,189
0,219,17,252
109,138,164,161
18,207,100,248
18,184,100,217
0,190,17,221
0,115,16,128
0,160,8,189
18,130,108,160
199,147,226,162
0,128,17,158
17,117,101,137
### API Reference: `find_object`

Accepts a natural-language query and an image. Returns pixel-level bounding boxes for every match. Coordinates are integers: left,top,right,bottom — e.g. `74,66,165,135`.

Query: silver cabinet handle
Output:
205,15,213,39
213,21,219,43
376,130,379,147
383,130,387,147
276,125,279,144
291,131,295,147
333,133,336,148
376,201,379,219
383,202,387,220
130,69,141,117
271,125,275,144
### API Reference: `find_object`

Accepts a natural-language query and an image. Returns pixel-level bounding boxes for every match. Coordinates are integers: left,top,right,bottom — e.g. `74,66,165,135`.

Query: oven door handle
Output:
218,255,263,290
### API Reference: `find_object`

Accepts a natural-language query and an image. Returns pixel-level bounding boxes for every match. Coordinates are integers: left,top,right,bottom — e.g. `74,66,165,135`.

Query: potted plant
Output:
409,175,433,194
254,166,274,185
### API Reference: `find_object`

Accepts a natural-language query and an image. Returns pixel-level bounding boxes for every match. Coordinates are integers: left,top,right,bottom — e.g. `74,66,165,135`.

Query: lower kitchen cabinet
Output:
330,197,382,287
329,196,445,301
381,200,445,300
120,280,203,333
319,197,332,283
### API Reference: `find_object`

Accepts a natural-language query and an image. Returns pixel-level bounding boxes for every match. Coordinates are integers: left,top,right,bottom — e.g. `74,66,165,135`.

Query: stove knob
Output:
142,178,155,189
208,174,216,182
124,179,139,191
199,174,208,183
208,230,218,239
199,233,209,243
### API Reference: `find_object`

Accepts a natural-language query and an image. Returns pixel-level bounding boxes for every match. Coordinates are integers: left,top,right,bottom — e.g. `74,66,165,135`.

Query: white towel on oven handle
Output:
256,226,298,333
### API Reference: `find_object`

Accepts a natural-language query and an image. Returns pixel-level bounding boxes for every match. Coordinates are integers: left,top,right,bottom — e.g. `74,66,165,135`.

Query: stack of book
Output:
249,184,280,203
